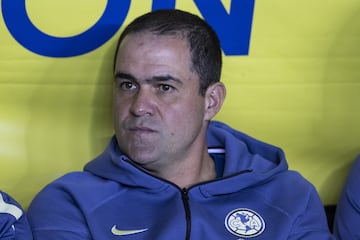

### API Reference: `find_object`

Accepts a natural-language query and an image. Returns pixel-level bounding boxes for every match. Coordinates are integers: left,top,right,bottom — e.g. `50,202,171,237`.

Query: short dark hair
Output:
113,9,222,96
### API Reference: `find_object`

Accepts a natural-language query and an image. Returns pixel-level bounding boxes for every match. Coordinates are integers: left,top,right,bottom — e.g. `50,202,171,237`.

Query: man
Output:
0,191,33,239
333,155,360,239
28,9,333,239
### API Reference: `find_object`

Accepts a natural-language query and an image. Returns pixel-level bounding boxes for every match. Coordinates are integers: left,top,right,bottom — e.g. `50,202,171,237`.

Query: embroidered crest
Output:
225,208,265,238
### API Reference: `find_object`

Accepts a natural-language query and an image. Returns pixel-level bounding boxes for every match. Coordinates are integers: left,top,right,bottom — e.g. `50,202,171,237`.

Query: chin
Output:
128,151,157,165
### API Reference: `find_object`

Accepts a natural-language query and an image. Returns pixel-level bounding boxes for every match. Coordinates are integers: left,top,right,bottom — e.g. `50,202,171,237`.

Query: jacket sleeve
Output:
0,191,33,240
27,183,91,240
288,187,335,240
333,156,360,240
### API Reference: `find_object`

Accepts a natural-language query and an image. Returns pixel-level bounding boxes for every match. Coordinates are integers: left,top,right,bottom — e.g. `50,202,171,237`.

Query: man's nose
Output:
130,88,155,116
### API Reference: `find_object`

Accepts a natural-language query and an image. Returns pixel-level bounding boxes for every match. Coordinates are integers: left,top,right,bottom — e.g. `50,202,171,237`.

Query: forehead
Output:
119,31,187,47
114,32,195,77
116,32,190,61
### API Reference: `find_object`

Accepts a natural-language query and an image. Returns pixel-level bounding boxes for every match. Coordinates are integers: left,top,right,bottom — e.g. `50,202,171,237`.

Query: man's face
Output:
113,32,210,169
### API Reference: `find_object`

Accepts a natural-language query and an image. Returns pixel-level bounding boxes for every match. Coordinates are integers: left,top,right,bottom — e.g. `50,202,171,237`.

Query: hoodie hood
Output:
200,121,288,195
84,121,288,193
207,121,287,176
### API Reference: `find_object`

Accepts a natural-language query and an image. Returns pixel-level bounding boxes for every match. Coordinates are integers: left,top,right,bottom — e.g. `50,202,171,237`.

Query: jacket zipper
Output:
122,159,253,239
181,188,191,240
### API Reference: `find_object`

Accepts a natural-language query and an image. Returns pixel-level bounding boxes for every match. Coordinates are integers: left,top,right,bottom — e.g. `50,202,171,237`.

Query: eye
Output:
119,81,137,91
158,84,174,92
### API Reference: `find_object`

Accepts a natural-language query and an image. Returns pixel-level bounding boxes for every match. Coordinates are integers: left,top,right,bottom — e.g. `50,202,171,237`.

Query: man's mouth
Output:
129,126,156,133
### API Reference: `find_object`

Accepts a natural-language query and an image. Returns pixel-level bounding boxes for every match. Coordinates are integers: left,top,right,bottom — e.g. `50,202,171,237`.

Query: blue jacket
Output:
333,155,360,239
0,191,33,239
28,121,333,239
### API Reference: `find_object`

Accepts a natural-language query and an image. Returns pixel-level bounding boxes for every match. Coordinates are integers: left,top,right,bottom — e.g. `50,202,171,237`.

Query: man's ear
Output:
204,82,226,121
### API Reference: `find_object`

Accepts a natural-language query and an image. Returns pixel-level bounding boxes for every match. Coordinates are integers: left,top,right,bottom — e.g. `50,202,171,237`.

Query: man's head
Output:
114,9,222,96
112,9,225,174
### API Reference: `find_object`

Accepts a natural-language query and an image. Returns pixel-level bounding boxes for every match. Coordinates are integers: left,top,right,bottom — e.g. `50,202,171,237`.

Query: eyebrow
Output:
114,72,136,81
114,72,183,86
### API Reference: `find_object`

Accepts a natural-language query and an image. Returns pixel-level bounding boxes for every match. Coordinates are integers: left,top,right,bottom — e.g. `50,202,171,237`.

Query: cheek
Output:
167,98,205,127
113,100,128,122
187,96,206,117
168,105,206,144
113,93,130,111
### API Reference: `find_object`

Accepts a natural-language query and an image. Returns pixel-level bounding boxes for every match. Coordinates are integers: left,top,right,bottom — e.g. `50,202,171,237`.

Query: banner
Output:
1,0,359,208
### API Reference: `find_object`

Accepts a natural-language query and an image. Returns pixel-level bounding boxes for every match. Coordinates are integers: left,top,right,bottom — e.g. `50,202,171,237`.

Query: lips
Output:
129,126,156,132
123,119,158,134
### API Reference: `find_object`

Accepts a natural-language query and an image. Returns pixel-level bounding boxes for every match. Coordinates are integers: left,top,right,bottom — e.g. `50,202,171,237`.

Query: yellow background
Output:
1,0,359,208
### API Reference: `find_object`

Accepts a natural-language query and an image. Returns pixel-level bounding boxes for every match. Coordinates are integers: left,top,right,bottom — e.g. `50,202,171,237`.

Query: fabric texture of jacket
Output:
28,121,333,239
0,191,33,240
333,155,360,239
